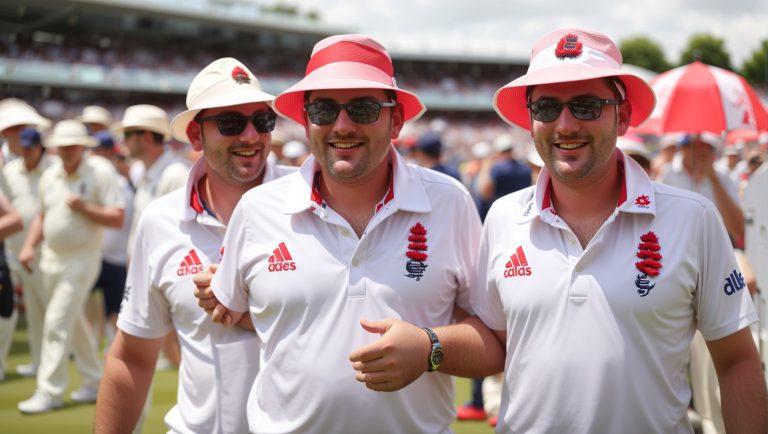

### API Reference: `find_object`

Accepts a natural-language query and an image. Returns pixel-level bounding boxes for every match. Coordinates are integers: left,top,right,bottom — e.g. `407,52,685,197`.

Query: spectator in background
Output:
1,128,58,379
18,120,125,414
0,98,50,166
650,133,680,180
89,130,134,349
77,105,113,135
0,174,24,382
280,140,309,167
114,103,189,371
477,133,531,220
413,131,461,180
617,134,652,174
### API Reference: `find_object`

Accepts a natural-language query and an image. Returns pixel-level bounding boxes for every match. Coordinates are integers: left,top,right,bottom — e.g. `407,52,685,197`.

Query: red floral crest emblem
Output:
634,195,651,207
231,66,251,84
634,231,662,297
405,223,428,281
555,34,583,59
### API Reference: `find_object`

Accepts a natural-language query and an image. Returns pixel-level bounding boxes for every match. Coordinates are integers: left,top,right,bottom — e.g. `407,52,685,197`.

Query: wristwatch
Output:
423,327,443,372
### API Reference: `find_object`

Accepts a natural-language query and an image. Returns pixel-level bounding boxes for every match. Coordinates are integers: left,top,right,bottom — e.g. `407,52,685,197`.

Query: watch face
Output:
431,348,444,366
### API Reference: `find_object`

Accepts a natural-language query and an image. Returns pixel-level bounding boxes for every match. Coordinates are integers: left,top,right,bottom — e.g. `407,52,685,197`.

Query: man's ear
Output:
187,121,203,152
390,103,405,140
617,102,632,136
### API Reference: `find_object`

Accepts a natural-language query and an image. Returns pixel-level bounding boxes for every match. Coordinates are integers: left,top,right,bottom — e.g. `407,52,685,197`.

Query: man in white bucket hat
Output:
0,98,50,166
96,57,294,434
113,103,189,257
17,119,125,413
376,28,765,433
77,105,113,134
195,35,482,433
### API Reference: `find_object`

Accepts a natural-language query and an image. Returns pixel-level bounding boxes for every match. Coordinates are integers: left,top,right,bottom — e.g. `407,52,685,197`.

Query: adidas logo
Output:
177,249,206,276
268,242,297,272
503,246,532,278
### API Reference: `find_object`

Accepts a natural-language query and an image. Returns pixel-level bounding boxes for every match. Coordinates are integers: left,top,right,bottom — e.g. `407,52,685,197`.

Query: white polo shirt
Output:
2,154,57,255
37,155,124,256
473,150,757,434
212,148,481,434
117,157,294,434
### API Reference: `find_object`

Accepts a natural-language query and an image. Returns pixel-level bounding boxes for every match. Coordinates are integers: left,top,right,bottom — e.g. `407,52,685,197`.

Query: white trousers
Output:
36,250,102,397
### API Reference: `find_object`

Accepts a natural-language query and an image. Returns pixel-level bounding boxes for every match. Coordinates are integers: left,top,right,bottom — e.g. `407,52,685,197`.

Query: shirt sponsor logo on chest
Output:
503,246,532,278
177,249,206,276
268,242,297,272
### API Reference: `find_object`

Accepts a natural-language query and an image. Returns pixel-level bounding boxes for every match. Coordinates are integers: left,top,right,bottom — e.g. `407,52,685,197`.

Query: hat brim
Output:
170,87,276,143
111,120,170,141
0,113,51,133
273,62,426,126
493,65,656,130
45,136,99,148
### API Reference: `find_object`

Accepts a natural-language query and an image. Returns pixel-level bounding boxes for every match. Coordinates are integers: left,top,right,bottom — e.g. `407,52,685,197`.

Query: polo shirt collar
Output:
518,149,656,224
282,145,432,215
185,156,281,223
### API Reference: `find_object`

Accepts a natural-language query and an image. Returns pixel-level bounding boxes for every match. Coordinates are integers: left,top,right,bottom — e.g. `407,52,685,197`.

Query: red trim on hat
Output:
306,41,393,76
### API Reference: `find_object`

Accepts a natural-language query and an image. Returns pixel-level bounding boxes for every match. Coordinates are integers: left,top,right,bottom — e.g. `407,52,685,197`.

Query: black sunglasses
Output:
527,98,622,122
304,99,396,126
197,111,277,135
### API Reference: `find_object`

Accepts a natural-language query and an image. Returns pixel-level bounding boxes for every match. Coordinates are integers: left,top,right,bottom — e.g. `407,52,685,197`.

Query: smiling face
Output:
187,101,273,188
304,88,404,185
529,78,631,187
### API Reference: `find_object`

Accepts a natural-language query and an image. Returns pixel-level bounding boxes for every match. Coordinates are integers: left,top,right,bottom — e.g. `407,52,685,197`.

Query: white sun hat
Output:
112,104,170,140
170,57,276,143
45,120,99,148
77,105,113,127
0,98,51,132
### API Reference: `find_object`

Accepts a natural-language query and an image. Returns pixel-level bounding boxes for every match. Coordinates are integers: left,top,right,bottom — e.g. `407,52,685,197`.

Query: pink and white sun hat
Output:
273,34,426,126
493,28,656,130
171,57,275,143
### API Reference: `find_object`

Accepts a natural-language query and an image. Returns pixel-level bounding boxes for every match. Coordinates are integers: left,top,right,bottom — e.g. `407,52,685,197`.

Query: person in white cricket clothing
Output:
367,28,767,433
95,57,294,434
17,120,125,414
196,35,485,433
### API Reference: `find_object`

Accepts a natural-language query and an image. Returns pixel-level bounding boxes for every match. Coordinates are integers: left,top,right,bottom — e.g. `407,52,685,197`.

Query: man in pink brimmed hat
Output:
360,28,766,433
195,34,484,432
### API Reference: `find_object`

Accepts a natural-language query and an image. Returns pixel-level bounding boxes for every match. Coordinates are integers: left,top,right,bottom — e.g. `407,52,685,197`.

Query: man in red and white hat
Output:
95,57,294,433
368,29,766,433
196,34,482,432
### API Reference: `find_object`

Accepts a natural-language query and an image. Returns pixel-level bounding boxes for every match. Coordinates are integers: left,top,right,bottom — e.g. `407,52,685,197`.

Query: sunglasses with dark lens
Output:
304,100,397,126
123,130,145,139
197,111,277,135
527,98,622,122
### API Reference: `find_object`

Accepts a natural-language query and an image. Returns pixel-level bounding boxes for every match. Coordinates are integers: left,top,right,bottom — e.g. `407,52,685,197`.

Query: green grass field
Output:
1,321,495,433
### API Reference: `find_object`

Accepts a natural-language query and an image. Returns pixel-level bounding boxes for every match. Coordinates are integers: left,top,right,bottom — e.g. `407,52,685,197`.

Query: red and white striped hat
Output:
274,34,426,126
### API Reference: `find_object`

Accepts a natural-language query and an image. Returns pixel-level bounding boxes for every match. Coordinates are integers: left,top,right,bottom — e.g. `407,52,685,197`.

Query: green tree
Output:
741,39,768,91
680,33,732,70
619,36,672,73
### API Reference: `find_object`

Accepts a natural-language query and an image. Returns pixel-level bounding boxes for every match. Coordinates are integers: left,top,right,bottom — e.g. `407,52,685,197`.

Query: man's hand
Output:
18,245,34,273
348,318,431,392
192,264,243,327
66,194,85,212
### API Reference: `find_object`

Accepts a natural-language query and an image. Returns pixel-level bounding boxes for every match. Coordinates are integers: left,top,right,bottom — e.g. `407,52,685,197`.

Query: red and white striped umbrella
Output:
639,61,768,135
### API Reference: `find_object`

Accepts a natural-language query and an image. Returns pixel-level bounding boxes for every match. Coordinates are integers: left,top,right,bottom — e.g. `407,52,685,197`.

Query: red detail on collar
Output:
375,165,395,213
555,34,583,59
310,171,324,206
190,183,204,213
306,41,394,77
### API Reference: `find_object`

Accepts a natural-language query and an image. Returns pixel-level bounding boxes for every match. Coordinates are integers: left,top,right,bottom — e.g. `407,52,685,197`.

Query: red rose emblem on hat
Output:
231,66,251,84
